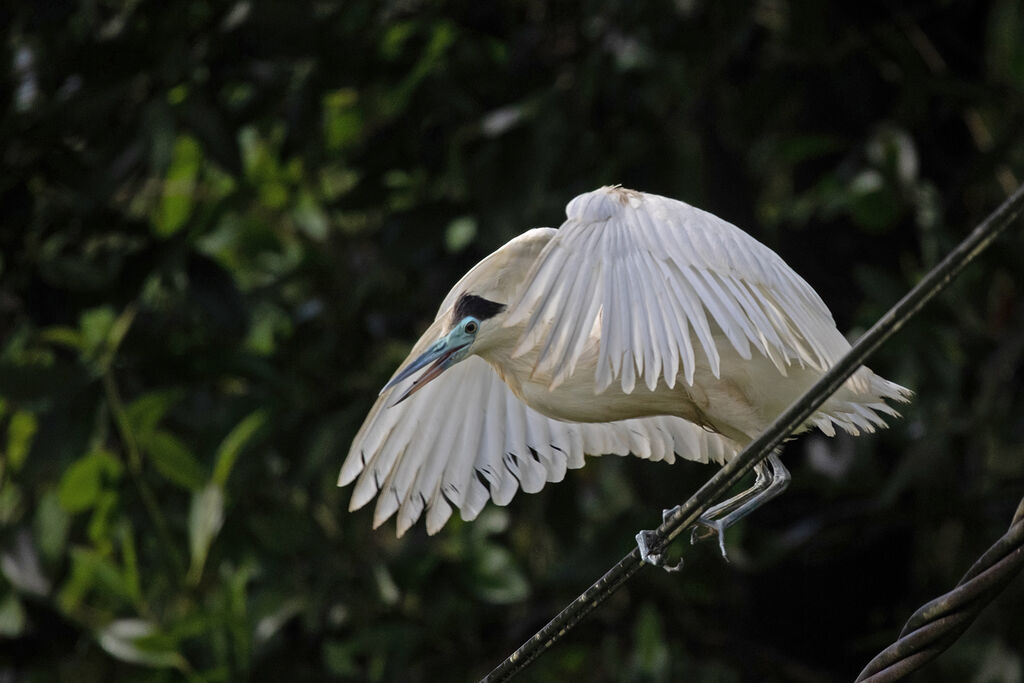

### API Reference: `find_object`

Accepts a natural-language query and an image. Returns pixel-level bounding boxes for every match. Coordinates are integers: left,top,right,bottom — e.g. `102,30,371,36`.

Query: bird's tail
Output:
809,369,912,438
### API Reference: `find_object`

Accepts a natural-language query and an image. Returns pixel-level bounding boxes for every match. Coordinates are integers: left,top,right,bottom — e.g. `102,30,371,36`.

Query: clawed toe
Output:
690,519,730,560
689,523,716,545
635,529,684,572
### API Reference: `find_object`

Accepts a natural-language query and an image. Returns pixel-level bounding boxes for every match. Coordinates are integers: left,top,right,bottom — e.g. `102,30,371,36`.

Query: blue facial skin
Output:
440,316,480,365
381,316,480,404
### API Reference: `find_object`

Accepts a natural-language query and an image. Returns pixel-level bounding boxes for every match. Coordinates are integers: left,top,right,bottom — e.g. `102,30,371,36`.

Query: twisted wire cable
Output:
855,497,1024,681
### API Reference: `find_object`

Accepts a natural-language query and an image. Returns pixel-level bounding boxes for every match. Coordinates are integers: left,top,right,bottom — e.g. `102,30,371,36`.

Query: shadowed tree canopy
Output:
1,1,1023,680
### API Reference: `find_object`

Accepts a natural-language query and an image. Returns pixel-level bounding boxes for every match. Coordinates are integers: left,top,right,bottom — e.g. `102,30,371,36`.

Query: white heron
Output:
339,186,910,565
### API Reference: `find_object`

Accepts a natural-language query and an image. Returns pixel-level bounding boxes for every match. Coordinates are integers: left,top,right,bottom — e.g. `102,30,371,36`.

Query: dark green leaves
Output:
3,2,1024,681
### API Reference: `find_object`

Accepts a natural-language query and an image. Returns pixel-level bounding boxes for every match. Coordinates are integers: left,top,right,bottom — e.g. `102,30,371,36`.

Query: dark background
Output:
2,1,1024,681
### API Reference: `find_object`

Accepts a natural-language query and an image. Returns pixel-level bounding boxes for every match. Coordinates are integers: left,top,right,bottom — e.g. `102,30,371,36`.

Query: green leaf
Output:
87,490,120,549
39,325,83,350
380,21,415,60
71,305,135,371
293,191,329,240
35,490,70,562
118,521,142,606
220,561,255,668
58,449,122,513
373,564,400,606
0,592,26,637
145,431,207,491
96,619,188,669
243,303,289,355
0,482,22,526
79,307,116,359
124,390,184,442
59,547,133,612
323,89,362,152
445,216,477,253
319,166,359,200
153,135,202,237
212,410,267,487
6,409,37,471
104,306,136,360
187,484,224,584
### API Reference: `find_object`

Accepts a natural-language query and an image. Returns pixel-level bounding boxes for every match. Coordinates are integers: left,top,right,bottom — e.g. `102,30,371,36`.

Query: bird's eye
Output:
465,320,478,334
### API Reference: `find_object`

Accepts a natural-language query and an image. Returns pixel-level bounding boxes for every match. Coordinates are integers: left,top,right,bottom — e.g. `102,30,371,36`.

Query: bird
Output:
339,186,910,565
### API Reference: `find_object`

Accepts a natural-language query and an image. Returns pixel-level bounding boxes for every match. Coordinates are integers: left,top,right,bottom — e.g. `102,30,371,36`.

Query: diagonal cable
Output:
480,182,1024,683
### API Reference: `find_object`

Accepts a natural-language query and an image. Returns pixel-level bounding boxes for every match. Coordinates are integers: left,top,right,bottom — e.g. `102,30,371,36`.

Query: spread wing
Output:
504,186,864,394
340,316,739,536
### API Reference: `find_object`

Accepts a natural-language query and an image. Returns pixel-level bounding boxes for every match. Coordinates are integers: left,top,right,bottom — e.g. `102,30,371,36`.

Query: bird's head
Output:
378,226,554,407
381,292,507,405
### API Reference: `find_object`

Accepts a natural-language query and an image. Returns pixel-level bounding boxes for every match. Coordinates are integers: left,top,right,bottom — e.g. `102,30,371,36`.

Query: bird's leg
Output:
693,452,791,558
689,459,772,546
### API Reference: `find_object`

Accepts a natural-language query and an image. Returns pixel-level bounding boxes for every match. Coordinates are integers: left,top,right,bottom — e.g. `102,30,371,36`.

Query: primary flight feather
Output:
340,186,910,541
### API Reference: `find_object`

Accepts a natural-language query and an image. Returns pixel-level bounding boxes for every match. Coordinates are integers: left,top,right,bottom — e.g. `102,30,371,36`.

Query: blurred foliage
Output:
1,1,1024,681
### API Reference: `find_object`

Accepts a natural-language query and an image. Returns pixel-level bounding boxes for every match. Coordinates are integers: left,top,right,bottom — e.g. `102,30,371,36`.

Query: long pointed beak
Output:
381,332,468,406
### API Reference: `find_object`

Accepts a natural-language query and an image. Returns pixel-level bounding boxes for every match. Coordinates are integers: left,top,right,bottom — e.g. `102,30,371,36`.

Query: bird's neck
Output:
475,321,535,397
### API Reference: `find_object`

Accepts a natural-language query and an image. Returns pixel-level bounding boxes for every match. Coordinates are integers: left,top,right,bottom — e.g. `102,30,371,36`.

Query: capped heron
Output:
340,186,910,566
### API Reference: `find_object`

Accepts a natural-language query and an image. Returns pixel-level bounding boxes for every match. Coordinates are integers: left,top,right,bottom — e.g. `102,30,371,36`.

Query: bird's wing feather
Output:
341,331,739,536
504,187,864,394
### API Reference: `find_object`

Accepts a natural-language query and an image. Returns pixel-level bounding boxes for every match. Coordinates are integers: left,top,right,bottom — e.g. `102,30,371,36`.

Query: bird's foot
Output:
690,518,730,561
635,528,684,572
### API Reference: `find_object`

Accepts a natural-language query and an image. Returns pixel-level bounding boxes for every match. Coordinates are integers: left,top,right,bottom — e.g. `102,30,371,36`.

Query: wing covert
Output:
503,186,863,395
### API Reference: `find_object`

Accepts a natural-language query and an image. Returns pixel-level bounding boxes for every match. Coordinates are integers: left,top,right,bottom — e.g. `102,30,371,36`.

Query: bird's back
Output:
486,186,910,443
